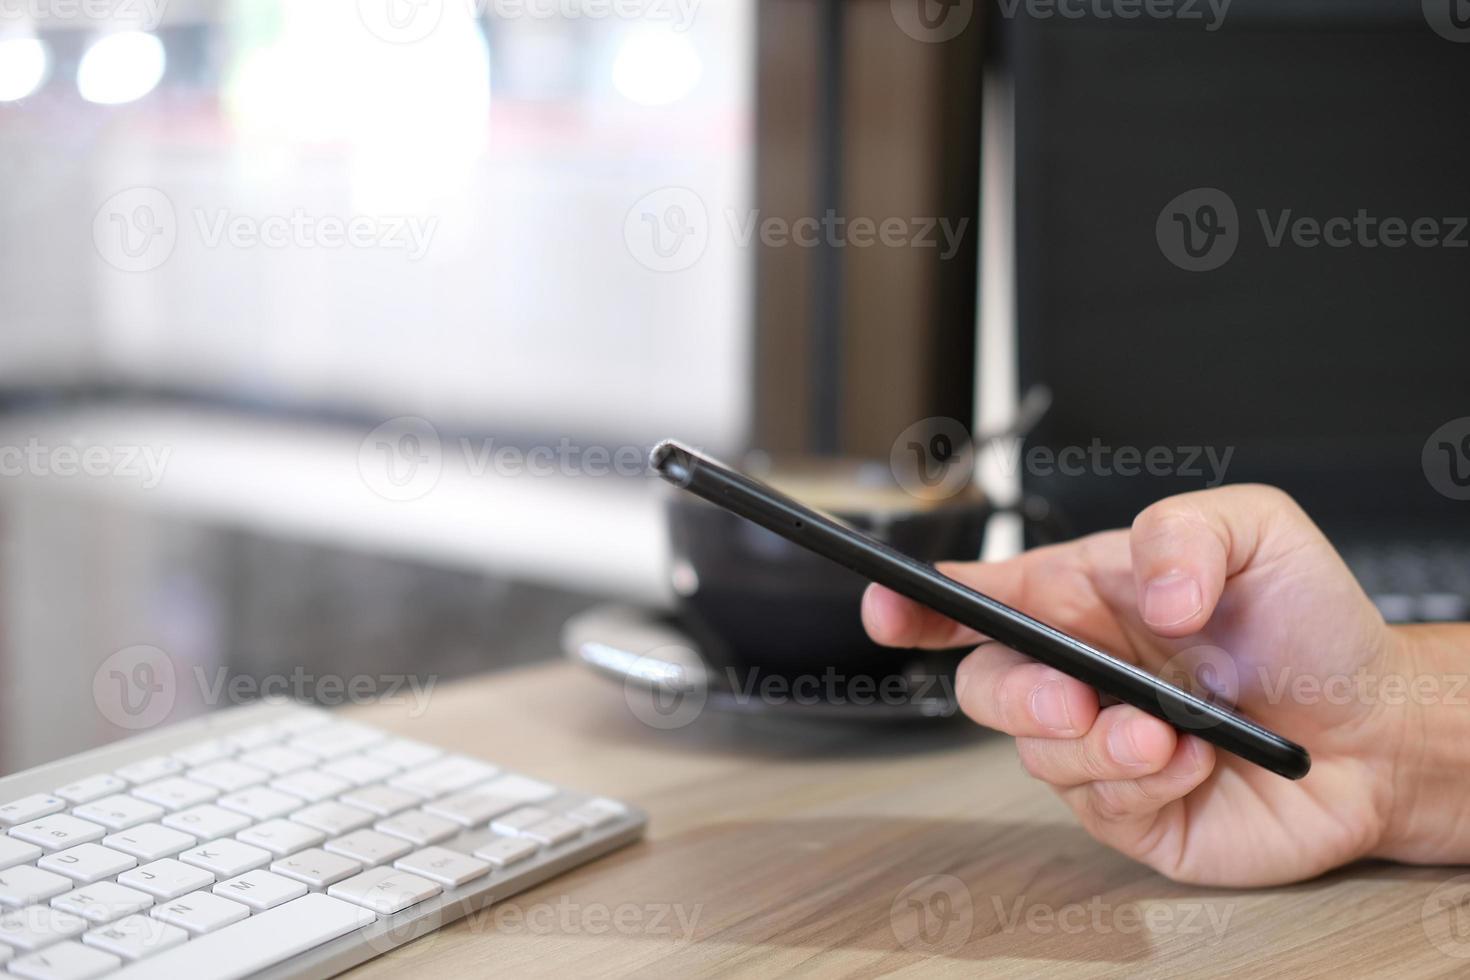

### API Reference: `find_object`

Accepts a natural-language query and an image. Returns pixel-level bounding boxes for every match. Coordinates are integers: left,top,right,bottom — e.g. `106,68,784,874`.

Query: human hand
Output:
862,485,1446,886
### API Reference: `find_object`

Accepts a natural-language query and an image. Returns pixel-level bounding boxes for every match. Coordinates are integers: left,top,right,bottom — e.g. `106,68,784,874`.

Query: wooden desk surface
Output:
343,661,1468,979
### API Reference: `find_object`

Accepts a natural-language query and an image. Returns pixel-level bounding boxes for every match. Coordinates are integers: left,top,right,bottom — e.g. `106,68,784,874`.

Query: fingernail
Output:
1142,573,1203,628
1108,721,1144,766
1030,682,1074,733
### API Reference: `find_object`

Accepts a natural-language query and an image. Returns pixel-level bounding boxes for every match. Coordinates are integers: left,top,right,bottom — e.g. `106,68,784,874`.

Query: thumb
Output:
1128,484,1305,637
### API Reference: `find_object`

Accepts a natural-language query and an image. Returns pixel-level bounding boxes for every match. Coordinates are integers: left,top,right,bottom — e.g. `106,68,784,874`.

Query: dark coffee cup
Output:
663,454,990,696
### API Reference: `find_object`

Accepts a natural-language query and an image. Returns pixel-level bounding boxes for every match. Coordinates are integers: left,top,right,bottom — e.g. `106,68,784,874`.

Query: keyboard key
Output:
565,797,628,829
102,825,196,863
318,755,395,787
338,785,417,818
131,778,217,810
53,776,127,807
394,847,490,888
38,845,136,884
490,807,551,836
71,796,162,832
177,839,271,879
390,757,498,799
479,774,557,804
289,724,383,760
101,893,374,979
222,725,280,752
290,802,374,837
235,747,313,777
424,788,517,827
236,819,324,858
82,914,188,960
472,836,538,869
270,849,361,889
113,758,183,785
117,860,214,901
375,811,458,847
0,837,43,871
0,905,88,951
275,713,332,736
327,866,439,915
270,771,349,804
162,806,250,842
0,796,66,828
170,740,230,768
149,890,248,935
50,882,153,924
11,816,106,851
186,762,268,794
0,867,73,908
367,739,441,770
520,817,583,847
8,938,120,979
215,787,302,822
323,830,412,867
212,870,306,911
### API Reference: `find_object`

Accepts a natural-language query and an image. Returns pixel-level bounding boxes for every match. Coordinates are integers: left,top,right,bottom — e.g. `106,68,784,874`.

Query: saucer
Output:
561,603,963,722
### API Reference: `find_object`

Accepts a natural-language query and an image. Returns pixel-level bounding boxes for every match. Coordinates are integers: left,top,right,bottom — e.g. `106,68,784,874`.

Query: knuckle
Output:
1085,781,1138,823
1015,741,1049,780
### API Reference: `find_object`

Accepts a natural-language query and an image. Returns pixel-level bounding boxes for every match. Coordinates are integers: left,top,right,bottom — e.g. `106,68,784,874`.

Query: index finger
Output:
860,558,1028,650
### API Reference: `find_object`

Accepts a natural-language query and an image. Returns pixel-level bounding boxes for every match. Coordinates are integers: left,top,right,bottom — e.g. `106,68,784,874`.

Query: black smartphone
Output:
651,440,1310,780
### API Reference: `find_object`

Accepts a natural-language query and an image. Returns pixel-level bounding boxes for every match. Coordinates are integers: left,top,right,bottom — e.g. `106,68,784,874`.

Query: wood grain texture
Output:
342,661,1469,979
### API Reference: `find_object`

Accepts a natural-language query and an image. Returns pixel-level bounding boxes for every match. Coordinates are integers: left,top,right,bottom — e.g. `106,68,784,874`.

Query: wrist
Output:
1369,623,1470,865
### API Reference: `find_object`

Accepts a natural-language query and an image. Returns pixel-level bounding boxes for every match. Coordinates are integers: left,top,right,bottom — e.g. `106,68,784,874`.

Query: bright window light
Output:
612,29,702,107
77,31,166,105
0,36,49,102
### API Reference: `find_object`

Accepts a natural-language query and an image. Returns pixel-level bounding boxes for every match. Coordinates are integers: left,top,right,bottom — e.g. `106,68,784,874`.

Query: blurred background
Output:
0,0,1466,771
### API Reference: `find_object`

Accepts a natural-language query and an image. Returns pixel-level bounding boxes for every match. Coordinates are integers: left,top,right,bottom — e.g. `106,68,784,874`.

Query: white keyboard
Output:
0,705,645,980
